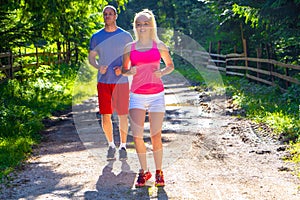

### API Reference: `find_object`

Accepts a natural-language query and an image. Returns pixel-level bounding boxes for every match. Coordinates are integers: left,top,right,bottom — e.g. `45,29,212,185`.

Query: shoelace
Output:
156,172,164,182
137,172,146,184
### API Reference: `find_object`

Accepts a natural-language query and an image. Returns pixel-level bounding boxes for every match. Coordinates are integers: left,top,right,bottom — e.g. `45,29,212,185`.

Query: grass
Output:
0,61,97,181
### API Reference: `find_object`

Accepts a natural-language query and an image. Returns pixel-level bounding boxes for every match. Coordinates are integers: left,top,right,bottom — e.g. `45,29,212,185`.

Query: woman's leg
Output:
149,112,164,170
129,108,147,171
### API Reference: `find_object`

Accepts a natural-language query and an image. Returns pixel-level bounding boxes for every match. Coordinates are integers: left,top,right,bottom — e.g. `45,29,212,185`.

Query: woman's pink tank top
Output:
130,41,164,94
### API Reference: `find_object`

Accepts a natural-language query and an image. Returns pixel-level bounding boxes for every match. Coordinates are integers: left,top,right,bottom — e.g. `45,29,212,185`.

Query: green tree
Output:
0,0,128,61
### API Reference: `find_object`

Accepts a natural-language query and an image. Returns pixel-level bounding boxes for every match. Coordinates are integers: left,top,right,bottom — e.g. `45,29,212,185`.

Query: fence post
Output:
256,47,262,79
57,41,61,64
209,41,212,54
242,39,248,76
36,46,39,67
208,42,212,68
9,50,13,79
266,43,274,85
285,59,290,89
216,41,222,66
42,49,45,65
68,41,71,64
18,48,22,69
234,45,237,66
18,48,23,82
48,49,51,65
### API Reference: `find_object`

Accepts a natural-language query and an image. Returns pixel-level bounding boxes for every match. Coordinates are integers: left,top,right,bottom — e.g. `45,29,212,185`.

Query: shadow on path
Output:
84,160,169,200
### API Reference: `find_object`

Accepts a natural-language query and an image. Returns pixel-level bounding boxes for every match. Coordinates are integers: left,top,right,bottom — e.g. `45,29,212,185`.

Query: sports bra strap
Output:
131,41,156,51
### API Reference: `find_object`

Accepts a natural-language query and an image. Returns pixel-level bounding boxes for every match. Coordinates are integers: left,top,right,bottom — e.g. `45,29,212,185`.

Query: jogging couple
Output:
88,5,174,187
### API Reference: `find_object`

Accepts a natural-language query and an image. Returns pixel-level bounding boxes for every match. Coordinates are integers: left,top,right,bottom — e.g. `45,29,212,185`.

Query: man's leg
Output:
113,83,130,160
98,83,116,160
102,114,116,160
118,114,128,160
102,114,114,145
118,114,128,144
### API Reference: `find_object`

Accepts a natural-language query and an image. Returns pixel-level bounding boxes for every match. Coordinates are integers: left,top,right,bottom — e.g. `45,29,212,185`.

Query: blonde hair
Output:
133,9,159,42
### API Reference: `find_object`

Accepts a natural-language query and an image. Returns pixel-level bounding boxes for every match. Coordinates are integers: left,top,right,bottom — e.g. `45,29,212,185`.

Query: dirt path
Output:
1,73,300,200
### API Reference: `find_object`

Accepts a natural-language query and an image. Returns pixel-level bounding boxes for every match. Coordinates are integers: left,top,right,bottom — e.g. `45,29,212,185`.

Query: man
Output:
88,5,133,160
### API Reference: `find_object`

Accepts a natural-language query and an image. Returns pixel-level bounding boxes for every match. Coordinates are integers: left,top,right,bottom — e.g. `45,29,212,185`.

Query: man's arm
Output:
88,50,108,74
88,50,99,69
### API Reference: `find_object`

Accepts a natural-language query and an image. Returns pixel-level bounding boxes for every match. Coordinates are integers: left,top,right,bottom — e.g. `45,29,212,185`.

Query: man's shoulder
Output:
116,27,132,36
92,28,106,37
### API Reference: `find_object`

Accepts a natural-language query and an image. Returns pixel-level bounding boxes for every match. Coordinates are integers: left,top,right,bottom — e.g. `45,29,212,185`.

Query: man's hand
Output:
99,65,108,74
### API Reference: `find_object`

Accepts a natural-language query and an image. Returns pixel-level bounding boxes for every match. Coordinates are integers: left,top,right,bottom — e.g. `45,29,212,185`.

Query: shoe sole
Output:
135,172,152,188
135,183,146,187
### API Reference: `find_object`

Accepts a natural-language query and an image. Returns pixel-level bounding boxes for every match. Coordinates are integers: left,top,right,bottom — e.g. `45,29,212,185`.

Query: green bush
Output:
0,62,82,181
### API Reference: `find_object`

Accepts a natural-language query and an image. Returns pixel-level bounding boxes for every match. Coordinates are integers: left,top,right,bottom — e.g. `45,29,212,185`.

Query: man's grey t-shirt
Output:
89,27,133,84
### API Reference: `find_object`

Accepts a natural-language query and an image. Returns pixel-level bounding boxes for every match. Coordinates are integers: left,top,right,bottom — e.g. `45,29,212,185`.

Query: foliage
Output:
0,62,83,180
0,0,128,60
225,78,300,141
289,141,300,177
118,0,217,49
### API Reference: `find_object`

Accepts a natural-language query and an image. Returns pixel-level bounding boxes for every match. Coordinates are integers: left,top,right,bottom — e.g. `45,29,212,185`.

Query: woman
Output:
122,9,174,187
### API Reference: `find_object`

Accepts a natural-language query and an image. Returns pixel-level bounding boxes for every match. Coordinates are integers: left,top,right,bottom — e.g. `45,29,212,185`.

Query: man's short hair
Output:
103,5,117,14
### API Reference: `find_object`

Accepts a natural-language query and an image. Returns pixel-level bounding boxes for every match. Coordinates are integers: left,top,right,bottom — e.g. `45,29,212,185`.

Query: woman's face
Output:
135,15,152,36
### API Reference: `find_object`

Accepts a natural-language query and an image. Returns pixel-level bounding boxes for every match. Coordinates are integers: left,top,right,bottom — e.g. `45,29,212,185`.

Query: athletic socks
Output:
119,143,127,150
108,142,116,148
108,142,126,150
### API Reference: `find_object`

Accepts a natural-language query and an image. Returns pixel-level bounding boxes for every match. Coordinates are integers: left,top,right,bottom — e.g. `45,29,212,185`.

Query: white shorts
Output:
129,91,165,112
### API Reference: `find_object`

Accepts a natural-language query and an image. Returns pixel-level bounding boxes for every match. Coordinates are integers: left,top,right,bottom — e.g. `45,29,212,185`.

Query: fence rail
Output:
180,49,300,91
2,46,300,91
0,49,67,83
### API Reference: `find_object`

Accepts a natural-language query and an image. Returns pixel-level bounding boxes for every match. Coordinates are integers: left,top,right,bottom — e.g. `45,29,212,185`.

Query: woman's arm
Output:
155,42,174,78
121,43,137,76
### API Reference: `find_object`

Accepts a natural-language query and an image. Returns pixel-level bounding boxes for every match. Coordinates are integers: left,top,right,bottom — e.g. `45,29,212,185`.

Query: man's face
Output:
103,8,117,25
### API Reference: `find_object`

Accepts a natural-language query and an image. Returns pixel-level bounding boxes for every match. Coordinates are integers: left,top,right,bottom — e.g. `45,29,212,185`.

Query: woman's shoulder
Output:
156,40,169,51
124,41,135,48
124,41,136,52
126,41,137,47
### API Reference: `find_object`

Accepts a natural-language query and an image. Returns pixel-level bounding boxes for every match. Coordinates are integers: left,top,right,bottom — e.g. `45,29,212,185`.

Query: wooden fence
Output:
0,48,67,83
180,49,300,92
2,43,299,91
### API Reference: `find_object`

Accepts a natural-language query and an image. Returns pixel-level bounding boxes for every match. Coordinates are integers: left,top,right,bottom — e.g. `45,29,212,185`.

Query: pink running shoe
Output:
135,169,152,187
155,170,165,187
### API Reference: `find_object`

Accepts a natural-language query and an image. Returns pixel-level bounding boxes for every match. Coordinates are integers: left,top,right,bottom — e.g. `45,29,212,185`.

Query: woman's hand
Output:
129,67,137,76
154,69,163,78
114,66,122,76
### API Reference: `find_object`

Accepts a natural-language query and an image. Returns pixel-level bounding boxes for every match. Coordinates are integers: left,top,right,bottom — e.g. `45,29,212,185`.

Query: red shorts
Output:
97,82,129,115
